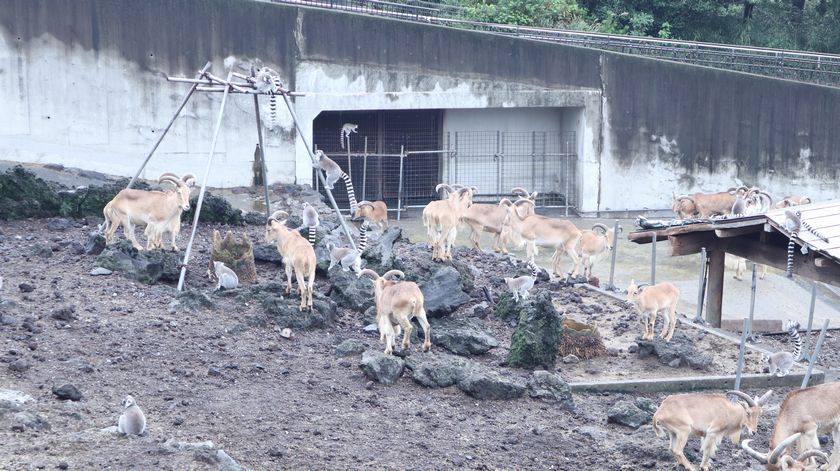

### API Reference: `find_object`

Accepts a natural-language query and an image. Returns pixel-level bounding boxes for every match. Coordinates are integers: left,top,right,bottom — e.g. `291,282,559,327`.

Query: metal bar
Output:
650,233,657,285
362,136,368,201
800,283,817,361
495,131,501,195
194,86,306,96
252,83,271,218
801,318,829,389
606,219,619,290
564,140,570,216
128,61,212,189
693,247,708,323
734,318,749,391
747,263,758,342
346,133,352,181
530,131,536,193
280,93,357,251
177,69,233,292
397,145,404,222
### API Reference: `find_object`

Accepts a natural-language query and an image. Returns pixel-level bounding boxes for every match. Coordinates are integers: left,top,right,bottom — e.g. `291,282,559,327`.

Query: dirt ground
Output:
0,215,837,471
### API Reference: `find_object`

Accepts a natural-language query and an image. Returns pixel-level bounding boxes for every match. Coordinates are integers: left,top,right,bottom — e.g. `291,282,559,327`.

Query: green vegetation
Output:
440,0,840,53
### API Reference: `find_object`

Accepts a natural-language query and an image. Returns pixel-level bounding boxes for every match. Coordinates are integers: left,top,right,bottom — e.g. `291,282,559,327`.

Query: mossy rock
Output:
507,290,561,370
183,191,244,225
0,166,61,219
494,292,519,321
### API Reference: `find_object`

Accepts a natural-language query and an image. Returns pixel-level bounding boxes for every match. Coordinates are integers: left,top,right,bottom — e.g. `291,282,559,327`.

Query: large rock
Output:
0,165,61,219
419,266,471,317
0,389,34,411
253,242,283,263
527,370,574,408
52,383,83,402
404,351,470,388
210,230,257,284
260,290,337,330
85,232,106,255
432,317,498,355
359,349,405,385
506,290,561,370
183,191,243,225
457,365,526,400
636,331,713,370
361,226,402,272
95,240,181,284
328,268,375,313
335,339,368,357
14,411,51,431
607,398,656,429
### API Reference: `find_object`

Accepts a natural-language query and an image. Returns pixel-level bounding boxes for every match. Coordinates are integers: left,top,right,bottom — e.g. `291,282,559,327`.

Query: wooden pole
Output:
127,61,212,189
177,70,234,292
706,249,725,327
693,247,707,323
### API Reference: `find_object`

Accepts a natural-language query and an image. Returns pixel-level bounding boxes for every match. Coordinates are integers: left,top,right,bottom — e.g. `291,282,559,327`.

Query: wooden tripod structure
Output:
125,61,358,291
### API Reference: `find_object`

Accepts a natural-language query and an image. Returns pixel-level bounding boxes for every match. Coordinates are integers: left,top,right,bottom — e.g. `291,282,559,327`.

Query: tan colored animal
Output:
774,196,812,209
501,199,581,277
576,223,622,279
353,200,389,232
626,280,679,342
461,188,536,254
742,381,840,471
422,184,473,261
103,173,196,250
653,390,773,471
726,255,768,281
358,269,430,355
671,190,740,219
265,210,316,311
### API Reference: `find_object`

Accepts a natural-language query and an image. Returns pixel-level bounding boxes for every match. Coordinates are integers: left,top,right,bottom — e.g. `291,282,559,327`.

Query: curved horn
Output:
768,433,803,465
269,210,289,222
727,390,757,408
357,201,374,209
382,270,405,281
591,223,610,234
358,269,380,280
159,172,180,180
741,439,768,463
513,199,535,208
435,183,454,195
530,191,538,200
511,187,529,197
158,175,183,188
470,186,478,193
498,198,513,207
449,184,464,190
801,196,811,204
676,195,696,204
797,449,829,463
756,389,773,406
181,174,196,182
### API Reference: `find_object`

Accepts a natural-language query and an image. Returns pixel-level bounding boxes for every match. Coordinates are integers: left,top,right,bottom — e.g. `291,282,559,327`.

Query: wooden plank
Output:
706,249,725,328
669,232,719,256
815,257,830,267
715,225,762,238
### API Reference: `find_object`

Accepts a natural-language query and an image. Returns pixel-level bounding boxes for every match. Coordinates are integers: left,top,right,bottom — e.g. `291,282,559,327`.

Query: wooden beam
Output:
714,225,762,238
669,232,719,256
815,257,830,267
724,238,840,288
706,248,725,328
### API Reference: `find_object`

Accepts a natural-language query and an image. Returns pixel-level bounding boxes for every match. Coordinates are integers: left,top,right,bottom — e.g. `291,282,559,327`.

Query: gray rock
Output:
89,267,112,276
177,290,215,312
0,389,34,411
607,399,654,429
507,290,561,370
47,218,71,231
328,269,375,313
260,292,337,330
85,233,106,255
363,323,378,333
359,349,405,385
361,226,402,271
527,370,574,408
253,243,283,263
32,243,53,258
0,313,17,326
432,317,498,355
18,283,35,293
50,304,77,321
95,240,181,284
70,241,85,255
52,383,82,401
419,266,471,317
636,331,712,370
68,357,95,373
335,339,368,357
14,411,50,430
242,211,267,225
9,358,31,372
457,366,526,400
404,351,470,388
576,426,607,441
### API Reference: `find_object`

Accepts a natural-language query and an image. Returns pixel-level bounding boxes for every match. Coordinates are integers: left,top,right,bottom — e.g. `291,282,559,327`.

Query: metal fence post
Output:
564,140,570,216
362,136,368,201
734,318,748,391
346,132,352,181
650,233,657,285
747,264,758,342
693,247,707,323
397,146,405,221
800,283,817,361
495,131,502,196
801,318,829,389
606,219,619,291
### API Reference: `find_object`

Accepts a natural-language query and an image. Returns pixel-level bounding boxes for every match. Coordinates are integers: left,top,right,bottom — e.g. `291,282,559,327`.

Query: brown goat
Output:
265,210,316,311
359,269,430,355
626,280,679,342
672,190,740,219
353,200,389,231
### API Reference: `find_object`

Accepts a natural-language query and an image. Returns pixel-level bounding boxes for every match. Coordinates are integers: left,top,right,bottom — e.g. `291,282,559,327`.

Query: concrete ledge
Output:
570,371,825,394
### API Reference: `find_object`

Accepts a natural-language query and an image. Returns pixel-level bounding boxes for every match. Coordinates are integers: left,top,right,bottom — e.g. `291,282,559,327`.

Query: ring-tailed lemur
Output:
796,210,829,243
313,150,358,216
504,262,540,302
340,123,358,149
783,209,801,278
253,67,283,128
763,320,802,377
325,222,369,273
300,202,320,246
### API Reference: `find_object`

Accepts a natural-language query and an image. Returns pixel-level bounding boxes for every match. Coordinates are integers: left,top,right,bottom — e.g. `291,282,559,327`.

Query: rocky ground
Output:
0,173,837,470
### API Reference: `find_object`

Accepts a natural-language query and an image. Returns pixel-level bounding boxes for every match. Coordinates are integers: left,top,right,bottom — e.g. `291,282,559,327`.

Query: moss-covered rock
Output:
506,290,561,370
183,192,244,225
494,292,518,321
0,166,61,219
94,240,182,285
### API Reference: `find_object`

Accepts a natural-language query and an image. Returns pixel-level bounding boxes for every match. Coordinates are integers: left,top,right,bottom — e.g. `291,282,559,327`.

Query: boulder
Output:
0,389,34,411
361,226,402,272
636,331,712,370
507,290,561,370
359,349,405,385
457,365,526,400
183,191,243,225
432,317,498,355
418,266,471,317
335,339,368,357
0,165,61,219
85,232,106,255
559,317,606,360
253,242,283,264
404,351,470,388
52,383,83,402
95,240,181,284
209,230,258,284
47,218,71,231
176,290,215,312
527,370,574,408
260,290,337,330
607,398,655,429
50,304,77,321
328,268,375,313
14,411,51,431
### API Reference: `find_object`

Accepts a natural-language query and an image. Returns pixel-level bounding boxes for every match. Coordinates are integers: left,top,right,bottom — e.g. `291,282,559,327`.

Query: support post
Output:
606,219,620,291
362,136,368,201
747,264,758,342
252,85,271,218
801,318,829,389
127,61,212,189
650,233,657,285
564,140,570,216
693,247,707,323
281,94,357,251
177,70,233,292
800,283,817,361
734,318,748,391
706,249,725,327
346,133,352,181
397,146,405,221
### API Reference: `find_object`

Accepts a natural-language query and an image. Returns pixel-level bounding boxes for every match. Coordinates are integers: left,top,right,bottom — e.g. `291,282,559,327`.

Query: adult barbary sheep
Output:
460,187,536,254
103,173,196,250
653,390,773,471
358,269,430,355
671,189,741,219
422,184,473,261
626,280,679,342
501,198,581,278
353,200,389,232
576,223,622,279
265,210,316,311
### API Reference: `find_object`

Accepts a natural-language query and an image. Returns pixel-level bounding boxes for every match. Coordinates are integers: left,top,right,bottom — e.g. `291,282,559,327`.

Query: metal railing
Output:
269,0,840,87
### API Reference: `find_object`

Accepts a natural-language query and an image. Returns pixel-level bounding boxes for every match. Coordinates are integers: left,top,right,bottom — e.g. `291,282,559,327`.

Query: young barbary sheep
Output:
265,210,317,311
117,395,147,436
353,200,389,232
626,280,679,342
653,390,773,471
358,269,430,355
576,223,622,279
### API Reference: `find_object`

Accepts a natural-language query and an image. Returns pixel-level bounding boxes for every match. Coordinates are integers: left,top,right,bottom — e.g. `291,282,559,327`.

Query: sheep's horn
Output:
591,223,609,234
797,449,829,463
158,175,183,187
159,172,180,180
382,270,405,281
435,183,453,195
727,390,757,407
269,210,288,222
357,201,374,208
511,187,529,196
181,174,196,182
513,199,535,207
768,433,803,465
756,390,773,406
358,269,380,280
741,439,768,463
498,198,513,207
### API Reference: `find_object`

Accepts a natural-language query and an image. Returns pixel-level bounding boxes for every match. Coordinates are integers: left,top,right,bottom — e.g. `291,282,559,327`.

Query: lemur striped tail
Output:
786,235,796,278
308,226,316,246
358,221,369,253
788,324,802,360
798,212,829,243
268,76,282,128
529,262,539,279
340,172,358,216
